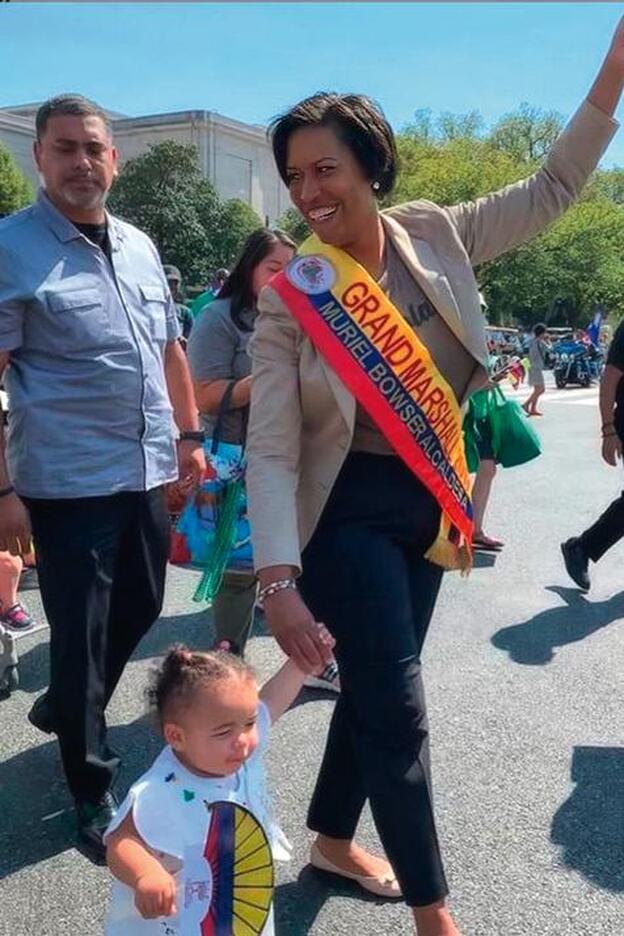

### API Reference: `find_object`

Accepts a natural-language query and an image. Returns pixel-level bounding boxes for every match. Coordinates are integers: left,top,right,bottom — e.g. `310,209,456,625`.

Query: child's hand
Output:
134,869,177,919
310,623,336,676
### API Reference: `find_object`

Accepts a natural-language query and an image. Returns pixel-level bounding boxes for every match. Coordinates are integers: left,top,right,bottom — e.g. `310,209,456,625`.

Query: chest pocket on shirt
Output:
46,287,110,350
139,283,168,341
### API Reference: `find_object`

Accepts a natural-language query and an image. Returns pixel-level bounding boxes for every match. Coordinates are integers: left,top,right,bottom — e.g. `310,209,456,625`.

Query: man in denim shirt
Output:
0,94,205,859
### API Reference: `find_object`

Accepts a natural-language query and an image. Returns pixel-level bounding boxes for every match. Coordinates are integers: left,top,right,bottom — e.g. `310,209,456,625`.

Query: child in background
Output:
0,551,36,630
105,637,334,935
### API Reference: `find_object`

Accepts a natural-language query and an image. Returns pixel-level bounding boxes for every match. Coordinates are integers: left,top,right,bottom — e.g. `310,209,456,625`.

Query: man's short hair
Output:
35,94,113,142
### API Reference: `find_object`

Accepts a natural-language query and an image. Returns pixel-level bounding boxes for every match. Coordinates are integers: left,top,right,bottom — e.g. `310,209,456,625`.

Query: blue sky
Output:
1,3,623,166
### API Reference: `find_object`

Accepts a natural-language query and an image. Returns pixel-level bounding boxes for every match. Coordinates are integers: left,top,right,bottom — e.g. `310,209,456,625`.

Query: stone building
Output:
0,102,289,224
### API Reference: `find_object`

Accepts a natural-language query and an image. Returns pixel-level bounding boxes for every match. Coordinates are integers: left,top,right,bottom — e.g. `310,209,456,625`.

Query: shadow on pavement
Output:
551,745,624,892
473,551,497,569
491,585,624,665
276,863,391,934
0,717,161,880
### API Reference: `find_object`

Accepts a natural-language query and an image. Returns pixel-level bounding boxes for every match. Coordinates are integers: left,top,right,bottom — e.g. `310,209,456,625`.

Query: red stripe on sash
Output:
272,274,473,544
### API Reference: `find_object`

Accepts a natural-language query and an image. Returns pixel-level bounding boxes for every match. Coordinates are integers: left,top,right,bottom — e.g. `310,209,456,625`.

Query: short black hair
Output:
269,92,397,199
35,94,112,142
534,323,547,337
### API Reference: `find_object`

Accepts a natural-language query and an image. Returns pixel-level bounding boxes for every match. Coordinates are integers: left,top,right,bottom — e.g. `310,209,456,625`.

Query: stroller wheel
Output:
3,665,19,693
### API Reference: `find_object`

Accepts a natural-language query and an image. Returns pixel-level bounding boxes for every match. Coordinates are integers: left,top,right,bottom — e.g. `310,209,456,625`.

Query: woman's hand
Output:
134,869,177,919
177,440,206,487
602,434,622,467
606,16,624,73
263,589,334,674
0,492,32,555
589,17,624,116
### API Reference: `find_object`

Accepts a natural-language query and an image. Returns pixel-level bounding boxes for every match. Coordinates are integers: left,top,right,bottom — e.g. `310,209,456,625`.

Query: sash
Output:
271,234,473,571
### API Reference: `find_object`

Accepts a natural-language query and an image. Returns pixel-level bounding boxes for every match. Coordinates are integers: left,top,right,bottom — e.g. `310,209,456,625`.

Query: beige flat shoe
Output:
309,841,402,899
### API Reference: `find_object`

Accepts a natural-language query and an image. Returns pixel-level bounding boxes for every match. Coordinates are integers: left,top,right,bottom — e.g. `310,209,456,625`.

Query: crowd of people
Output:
0,16,622,936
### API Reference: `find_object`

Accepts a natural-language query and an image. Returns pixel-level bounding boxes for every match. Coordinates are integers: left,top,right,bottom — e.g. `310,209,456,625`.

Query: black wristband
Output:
0,485,15,499
179,431,206,443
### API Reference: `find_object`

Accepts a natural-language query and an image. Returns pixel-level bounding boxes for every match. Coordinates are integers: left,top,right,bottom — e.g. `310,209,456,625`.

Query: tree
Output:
404,108,483,143
211,199,263,270
489,102,564,163
0,144,33,217
390,104,624,327
392,134,527,206
479,198,624,326
588,168,624,205
277,207,310,244
108,141,261,284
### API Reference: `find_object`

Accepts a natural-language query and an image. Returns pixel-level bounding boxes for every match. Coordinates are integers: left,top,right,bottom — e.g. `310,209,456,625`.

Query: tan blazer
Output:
247,100,617,573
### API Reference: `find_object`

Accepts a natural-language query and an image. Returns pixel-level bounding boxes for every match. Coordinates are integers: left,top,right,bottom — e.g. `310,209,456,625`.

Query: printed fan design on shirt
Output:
199,801,274,936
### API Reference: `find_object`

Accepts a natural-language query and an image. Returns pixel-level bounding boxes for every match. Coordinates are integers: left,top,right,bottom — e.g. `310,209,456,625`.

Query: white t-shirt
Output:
104,703,286,936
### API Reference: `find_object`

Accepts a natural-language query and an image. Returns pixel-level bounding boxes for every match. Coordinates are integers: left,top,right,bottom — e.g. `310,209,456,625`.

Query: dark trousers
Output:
25,489,170,802
580,489,624,563
299,453,448,907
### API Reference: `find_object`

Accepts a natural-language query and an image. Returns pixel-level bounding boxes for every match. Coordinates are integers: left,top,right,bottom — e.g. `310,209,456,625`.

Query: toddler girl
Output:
105,637,333,935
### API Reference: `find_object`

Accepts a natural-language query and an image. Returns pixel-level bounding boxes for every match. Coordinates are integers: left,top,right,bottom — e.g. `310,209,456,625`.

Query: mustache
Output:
66,175,102,184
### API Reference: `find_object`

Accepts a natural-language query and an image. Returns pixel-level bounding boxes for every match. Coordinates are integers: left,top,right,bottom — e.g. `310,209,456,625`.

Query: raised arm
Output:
588,17,624,116
445,19,622,266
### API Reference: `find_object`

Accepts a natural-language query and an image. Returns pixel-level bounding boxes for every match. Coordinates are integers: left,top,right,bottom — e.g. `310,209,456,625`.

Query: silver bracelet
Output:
257,578,297,607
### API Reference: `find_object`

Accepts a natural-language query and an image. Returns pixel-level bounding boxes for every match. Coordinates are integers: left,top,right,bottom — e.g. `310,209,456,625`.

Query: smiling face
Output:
34,113,118,223
251,241,295,299
285,124,379,250
164,672,260,778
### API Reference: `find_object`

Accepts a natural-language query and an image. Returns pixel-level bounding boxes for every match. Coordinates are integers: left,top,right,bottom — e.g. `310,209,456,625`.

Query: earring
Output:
372,181,380,192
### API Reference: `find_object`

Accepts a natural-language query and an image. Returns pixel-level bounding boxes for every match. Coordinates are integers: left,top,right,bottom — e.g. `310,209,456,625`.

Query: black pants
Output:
580,480,624,563
25,489,170,802
299,453,448,907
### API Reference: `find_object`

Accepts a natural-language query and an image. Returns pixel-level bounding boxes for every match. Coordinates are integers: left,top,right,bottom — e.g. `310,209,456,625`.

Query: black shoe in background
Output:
561,538,591,591
76,790,118,864
28,692,57,734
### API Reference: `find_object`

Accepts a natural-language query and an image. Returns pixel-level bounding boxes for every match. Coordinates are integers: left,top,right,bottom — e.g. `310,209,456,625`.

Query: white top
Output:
104,703,287,936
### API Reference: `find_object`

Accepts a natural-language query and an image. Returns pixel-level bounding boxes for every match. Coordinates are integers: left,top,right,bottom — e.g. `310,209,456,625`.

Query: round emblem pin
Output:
286,254,336,295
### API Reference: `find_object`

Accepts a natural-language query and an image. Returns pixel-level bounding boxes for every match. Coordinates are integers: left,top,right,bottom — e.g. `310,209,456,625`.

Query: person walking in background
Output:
186,231,295,655
0,94,205,860
522,323,550,416
189,267,229,320
0,550,36,631
465,387,505,552
164,264,193,345
562,317,624,591
246,18,622,935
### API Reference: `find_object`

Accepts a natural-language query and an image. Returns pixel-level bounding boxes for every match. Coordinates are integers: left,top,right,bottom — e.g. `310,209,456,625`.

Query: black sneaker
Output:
561,538,591,591
28,692,57,735
76,790,118,864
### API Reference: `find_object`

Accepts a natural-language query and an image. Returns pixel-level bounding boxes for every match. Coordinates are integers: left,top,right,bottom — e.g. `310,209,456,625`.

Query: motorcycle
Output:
552,340,603,389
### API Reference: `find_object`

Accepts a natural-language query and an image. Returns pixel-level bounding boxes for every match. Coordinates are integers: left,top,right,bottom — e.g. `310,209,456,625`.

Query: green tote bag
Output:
489,385,542,468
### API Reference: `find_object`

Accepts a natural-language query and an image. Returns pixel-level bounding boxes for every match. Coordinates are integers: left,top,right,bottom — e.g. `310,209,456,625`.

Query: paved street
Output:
2,376,624,936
